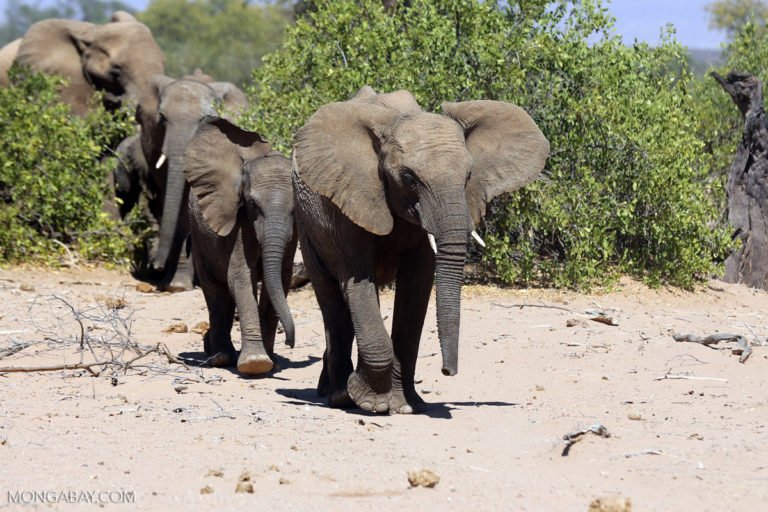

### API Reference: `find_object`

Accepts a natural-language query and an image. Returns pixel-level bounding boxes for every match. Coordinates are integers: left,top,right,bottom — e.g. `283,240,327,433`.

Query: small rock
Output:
588,496,632,512
535,385,545,392
278,477,289,485
566,318,586,327
627,413,642,421
174,385,188,394
191,321,210,335
136,283,155,293
407,469,440,488
19,283,35,292
235,482,253,494
163,323,188,334
205,469,223,478
689,433,704,441
96,295,126,309
200,486,213,495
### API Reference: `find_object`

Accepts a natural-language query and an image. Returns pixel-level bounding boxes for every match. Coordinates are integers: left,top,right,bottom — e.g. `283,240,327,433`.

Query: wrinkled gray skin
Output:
186,117,297,376
3,11,164,116
293,86,549,413
124,74,248,291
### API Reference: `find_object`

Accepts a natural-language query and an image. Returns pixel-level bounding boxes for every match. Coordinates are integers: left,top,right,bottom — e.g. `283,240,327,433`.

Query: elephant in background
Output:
114,74,248,291
2,11,164,116
0,39,21,87
293,86,549,413
186,116,297,375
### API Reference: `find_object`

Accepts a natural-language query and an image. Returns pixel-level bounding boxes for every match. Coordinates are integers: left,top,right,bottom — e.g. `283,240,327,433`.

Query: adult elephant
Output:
293,86,549,413
119,74,248,291
186,117,297,375
3,11,164,116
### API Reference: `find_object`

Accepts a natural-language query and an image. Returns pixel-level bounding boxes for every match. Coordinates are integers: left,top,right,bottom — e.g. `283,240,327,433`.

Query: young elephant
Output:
185,116,297,376
293,86,549,413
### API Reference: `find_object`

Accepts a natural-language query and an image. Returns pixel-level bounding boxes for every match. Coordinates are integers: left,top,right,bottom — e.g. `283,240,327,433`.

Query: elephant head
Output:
294,87,549,376
13,16,164,116
185,117,296,346
137,75,249,276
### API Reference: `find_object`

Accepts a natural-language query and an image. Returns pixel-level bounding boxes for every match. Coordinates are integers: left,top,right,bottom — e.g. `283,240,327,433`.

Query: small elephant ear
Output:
293,101,399,235
208,82,249,119
442,100,549,225
185,116,271,236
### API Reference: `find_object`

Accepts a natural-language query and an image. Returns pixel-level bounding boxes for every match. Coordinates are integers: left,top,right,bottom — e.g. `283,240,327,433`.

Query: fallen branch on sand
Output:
562,423,611,456
654,372,728,383
494,303,619,326
672,332,752,363
0,295,197,380
0,341,35,360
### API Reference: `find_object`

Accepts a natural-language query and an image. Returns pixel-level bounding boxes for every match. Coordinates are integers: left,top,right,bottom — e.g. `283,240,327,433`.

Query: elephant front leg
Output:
232,271,273,376
389,241,435,414
345,278,394,413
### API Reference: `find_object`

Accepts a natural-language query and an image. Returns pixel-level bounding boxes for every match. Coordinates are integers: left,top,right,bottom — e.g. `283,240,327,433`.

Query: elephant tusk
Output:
155,153,167,169
471,230,486,248
427,233,437,254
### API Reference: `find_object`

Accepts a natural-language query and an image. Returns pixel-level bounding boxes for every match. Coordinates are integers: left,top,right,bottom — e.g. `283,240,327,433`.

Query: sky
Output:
0,0,729,49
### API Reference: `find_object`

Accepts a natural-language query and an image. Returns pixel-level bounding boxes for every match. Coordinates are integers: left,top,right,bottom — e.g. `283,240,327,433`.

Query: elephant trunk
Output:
260,219,295,348
426,194,469,376
153,129,193,271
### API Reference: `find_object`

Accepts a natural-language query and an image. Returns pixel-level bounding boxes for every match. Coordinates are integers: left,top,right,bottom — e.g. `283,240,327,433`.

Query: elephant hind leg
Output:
200,280,236,368
301,240,354,407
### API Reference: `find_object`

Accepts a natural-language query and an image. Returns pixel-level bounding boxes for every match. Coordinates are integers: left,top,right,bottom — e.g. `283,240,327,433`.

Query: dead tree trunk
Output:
713,71,768,290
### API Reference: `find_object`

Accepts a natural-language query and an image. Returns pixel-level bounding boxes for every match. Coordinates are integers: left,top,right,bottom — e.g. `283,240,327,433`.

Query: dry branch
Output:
0,295,198,380
672,332,753,363
0,341,34,360
562,423,611,456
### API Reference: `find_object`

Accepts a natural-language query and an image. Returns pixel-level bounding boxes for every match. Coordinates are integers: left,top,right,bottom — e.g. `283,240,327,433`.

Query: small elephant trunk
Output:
153,142,190,270
260,220,296,348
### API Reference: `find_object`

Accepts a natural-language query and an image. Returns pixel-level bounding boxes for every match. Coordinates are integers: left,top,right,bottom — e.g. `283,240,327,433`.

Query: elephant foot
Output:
317,367,329,397
206,350,236,368
388,388,427,415
237,352,274,376
162,278,194,293
328,388,355,409
347,371,392,413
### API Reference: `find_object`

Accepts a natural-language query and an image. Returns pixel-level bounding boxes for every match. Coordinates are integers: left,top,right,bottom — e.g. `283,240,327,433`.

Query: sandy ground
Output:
0,266,767,511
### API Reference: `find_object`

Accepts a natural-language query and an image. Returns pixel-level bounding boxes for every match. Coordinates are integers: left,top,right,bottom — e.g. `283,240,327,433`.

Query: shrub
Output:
0,66,135,265
246,0,731,288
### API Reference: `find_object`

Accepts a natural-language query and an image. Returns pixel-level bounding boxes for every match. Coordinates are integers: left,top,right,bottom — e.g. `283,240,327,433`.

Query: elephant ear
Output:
293,101,400,235
208,81,249,118
442,100,549,225
15,19,95,114
185,116,271,236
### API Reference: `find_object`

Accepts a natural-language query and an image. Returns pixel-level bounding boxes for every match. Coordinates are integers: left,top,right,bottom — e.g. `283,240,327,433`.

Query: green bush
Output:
0,66,135,265
246,0,731,288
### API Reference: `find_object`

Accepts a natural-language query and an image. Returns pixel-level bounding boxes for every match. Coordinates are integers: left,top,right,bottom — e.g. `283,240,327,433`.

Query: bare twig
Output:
0,341,35,360
0,362,105,376
654,371,728,382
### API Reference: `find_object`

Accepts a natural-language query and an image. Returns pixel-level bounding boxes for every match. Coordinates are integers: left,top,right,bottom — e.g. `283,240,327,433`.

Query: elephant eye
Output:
401,169,417,188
